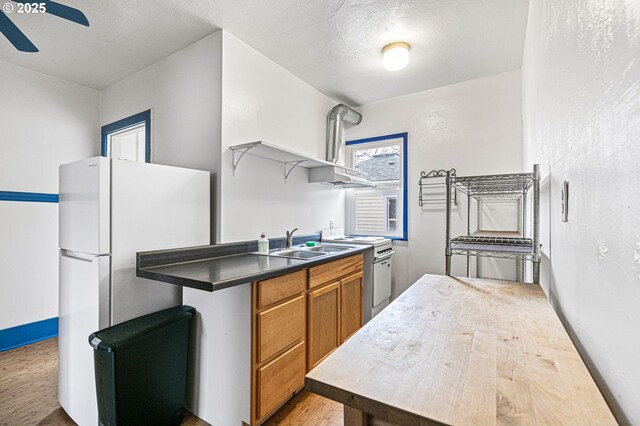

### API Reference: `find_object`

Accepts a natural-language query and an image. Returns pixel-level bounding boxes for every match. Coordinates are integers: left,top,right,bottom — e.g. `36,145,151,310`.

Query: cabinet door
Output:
256,341,306,420
308,282,340,369
340,272,363,343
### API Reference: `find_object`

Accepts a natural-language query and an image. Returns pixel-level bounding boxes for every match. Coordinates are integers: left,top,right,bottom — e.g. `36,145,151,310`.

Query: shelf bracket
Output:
284,160,305,182
231,144,258,176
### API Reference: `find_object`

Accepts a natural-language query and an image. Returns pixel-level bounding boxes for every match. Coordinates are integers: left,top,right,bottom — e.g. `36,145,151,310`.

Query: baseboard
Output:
0,317,58,352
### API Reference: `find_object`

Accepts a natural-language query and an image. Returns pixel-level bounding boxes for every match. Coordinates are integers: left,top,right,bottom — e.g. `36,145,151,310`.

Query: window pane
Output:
346,134,406,239
107,124,146,162
353,144,400,182
386,197,397,232
387,197,397,219
355,192,387,232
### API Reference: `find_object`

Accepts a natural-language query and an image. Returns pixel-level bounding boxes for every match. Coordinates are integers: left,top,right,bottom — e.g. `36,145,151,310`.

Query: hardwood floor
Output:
0,338,342,425
263,391,342,426
0,338,64,426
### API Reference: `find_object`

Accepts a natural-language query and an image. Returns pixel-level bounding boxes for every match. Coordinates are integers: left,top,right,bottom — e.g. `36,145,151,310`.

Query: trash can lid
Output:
89,305,195,352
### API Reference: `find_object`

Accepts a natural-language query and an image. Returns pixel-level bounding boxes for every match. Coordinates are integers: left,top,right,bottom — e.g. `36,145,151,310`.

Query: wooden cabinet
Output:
257,269,306,308
308,254,363,289
257,295,305,363
251,254,364,425
307,254,364,369
340,272,363,343
252,272,306,425
307,282,341,369
256,341,306,419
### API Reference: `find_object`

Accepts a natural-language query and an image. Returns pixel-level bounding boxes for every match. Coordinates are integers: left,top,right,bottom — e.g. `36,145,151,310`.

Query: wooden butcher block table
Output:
305,274,616,425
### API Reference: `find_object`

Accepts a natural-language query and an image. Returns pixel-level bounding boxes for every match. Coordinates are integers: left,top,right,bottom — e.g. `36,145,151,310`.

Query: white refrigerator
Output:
58,157,209,426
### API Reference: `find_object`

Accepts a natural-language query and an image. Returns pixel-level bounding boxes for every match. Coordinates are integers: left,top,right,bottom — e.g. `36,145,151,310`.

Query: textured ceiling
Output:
0,0,219,89
0,0,530,104
210,0,531,105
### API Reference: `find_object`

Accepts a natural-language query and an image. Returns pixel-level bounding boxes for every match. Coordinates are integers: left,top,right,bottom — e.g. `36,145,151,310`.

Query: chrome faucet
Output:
285,228,299,248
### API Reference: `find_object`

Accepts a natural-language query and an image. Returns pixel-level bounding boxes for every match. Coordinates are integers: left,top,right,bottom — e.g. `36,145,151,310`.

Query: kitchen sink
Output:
301,245,350,253
265,243,357,259
268,249,328,259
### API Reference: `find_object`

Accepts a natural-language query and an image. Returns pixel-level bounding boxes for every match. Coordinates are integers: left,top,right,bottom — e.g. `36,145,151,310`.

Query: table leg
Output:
344,405,368,426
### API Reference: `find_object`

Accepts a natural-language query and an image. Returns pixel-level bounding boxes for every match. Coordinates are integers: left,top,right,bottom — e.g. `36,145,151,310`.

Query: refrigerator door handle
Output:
61,249,102,262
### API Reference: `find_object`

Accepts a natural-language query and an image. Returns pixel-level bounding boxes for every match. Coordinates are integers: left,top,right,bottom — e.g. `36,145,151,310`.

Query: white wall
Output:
0,61,100,330
218,32,344,243
101,31,223,243
346,70,524,298
522,1,640,423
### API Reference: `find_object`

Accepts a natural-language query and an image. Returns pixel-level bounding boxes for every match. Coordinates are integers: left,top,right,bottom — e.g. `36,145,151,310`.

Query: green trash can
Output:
89,305,195,426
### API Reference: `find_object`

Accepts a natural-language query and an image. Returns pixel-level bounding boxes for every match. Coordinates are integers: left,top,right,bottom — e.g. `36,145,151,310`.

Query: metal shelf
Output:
473,230,521,238
229,141,370,185
451,235,533,254
444,165,541,284
452,172,533,199
230,141,331,177
450,250,535,261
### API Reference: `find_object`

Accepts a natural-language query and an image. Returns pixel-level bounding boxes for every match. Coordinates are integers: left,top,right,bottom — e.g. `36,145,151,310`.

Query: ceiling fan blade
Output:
0,11,38,52
44,0,89,26
13,0,90,26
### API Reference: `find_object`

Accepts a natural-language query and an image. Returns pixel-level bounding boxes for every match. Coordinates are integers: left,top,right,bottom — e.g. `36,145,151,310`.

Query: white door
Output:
58,250,109,426
59,157,110,254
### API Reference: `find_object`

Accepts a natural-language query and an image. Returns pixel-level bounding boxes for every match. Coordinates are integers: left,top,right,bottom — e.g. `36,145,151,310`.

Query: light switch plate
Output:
561,180,569,222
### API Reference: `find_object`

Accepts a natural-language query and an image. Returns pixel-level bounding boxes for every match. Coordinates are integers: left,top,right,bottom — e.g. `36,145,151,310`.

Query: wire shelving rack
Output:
445,164,541,283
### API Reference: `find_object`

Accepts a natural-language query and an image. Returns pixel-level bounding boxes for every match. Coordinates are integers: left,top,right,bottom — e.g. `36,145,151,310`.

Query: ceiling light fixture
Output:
382,42,410,71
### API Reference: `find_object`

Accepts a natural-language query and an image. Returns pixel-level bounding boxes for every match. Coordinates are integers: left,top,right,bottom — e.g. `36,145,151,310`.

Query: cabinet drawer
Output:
257,341,305,420
308,254,364,289
257,295,305,363
257,269,306,308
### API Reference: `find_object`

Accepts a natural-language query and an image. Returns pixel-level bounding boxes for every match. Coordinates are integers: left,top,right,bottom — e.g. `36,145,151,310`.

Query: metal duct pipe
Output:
326,104,362,163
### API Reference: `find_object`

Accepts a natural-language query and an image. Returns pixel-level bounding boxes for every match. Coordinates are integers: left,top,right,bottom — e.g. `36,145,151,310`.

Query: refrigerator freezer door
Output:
59,157,110,254
110,159,210,324
58,250,110,426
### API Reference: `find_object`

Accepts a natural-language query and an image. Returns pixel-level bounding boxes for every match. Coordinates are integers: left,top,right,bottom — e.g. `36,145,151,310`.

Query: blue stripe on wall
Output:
0,191,59,203
0,317,59,352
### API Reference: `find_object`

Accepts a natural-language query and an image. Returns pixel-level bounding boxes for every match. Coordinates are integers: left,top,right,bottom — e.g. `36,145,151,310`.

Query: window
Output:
101,110,151,163
345,133,407,240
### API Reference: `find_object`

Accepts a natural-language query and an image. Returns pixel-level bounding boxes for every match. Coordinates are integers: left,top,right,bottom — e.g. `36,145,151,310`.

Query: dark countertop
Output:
136,234,369,292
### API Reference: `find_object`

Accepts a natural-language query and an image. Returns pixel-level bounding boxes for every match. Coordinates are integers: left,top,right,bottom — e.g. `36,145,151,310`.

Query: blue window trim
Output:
0,191,58,203
101,109,151,163
345,132,408,241
0,317,58,352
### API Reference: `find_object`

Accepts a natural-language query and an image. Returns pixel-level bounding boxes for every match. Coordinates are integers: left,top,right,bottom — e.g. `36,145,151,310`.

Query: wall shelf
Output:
229,141,371,186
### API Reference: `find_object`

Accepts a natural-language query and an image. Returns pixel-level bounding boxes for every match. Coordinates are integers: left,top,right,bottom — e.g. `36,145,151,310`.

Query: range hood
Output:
315,104,373,187
309,165,374,188
326,104,362,164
